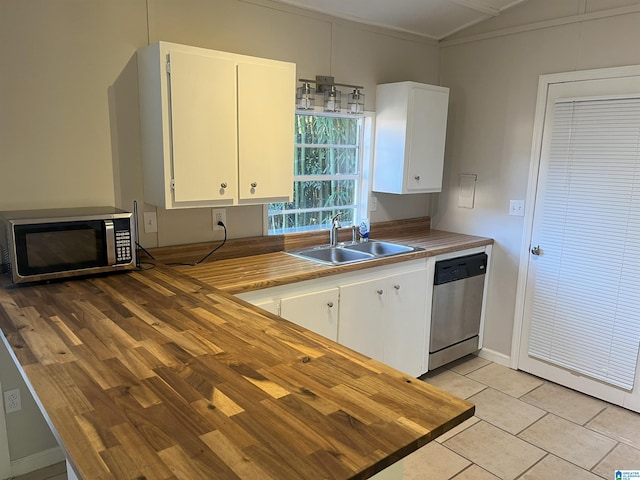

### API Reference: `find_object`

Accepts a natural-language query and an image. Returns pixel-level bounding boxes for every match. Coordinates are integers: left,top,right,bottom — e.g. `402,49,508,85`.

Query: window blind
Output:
528,97,640,390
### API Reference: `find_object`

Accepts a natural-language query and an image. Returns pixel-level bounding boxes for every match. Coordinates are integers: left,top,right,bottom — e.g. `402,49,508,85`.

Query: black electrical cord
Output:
136,241,156,260
168,221,227,267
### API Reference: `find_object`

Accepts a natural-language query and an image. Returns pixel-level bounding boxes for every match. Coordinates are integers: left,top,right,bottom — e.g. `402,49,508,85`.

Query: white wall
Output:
435,0,640,357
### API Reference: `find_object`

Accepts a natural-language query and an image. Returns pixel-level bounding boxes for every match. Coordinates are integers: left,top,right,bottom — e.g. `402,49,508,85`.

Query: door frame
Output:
510,64,640,370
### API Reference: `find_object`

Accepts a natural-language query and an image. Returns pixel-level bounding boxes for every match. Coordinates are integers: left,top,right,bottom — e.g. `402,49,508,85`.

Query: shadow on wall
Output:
108,52,156,249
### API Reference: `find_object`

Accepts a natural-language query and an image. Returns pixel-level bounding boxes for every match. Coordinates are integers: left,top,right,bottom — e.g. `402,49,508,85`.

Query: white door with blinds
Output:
518,73,640,411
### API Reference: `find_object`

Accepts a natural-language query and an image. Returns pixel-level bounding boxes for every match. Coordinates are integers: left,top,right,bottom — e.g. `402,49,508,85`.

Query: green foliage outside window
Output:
268,113,363,234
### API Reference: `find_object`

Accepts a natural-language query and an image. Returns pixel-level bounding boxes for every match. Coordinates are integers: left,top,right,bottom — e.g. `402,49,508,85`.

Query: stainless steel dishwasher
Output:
429,252,487,369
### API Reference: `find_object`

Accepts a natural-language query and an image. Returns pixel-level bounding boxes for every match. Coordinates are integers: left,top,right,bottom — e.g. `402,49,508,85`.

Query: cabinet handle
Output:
394,284,400,290
251,182,258,188
327,301,334,308
220,182,227,189
377,289,383,295
414,175,420,181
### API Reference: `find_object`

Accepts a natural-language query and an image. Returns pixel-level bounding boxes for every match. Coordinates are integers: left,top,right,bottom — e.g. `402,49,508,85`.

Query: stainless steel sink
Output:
286,245,374,265
286,240,422,265
343,240,416,256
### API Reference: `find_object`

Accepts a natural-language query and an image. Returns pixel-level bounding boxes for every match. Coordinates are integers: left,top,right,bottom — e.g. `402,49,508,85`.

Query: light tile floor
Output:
13,355,640,480
405,355,640,480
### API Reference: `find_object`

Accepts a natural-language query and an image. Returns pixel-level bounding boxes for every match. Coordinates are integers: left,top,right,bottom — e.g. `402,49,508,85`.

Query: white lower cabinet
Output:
236,260,428,376
251,299,279,316
280,288,339,341
339,269,427,377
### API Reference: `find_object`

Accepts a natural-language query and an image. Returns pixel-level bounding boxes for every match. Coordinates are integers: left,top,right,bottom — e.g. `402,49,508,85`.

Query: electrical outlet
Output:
509,199,525,216
212,208,226,231
143,211,158,233
4,388,21,414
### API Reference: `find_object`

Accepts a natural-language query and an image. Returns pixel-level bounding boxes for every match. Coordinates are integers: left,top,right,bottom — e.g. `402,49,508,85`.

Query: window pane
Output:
294,147,358,176
268,208,356,234
294,115,359,145
268,112,366,235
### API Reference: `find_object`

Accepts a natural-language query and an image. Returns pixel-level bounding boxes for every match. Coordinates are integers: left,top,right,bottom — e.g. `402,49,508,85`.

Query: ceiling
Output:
271,0,530,40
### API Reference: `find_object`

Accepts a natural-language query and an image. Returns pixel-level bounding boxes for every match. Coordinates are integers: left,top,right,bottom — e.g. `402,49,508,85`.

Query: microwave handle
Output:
105,220,116,265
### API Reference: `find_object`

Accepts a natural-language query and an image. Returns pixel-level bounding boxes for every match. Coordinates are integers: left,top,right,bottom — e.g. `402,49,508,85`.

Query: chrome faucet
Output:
329,212,342,246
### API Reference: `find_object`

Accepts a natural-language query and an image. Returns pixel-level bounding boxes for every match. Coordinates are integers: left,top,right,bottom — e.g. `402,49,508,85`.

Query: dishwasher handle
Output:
434,253,487,285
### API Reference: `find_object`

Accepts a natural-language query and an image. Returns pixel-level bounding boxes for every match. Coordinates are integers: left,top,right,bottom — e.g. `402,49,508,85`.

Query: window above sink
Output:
267,111,374,235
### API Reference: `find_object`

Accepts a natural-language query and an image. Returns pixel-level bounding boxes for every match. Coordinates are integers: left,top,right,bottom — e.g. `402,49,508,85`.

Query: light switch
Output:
509,200,525,216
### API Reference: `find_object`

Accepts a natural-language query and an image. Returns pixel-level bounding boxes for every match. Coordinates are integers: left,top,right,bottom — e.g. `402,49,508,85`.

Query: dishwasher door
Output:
429,253,486,369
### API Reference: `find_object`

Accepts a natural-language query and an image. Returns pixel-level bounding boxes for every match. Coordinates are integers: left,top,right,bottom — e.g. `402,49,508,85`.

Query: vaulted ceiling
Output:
271,0,530,40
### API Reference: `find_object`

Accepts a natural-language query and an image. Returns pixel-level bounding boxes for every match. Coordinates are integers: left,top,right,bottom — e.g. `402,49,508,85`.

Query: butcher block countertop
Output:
0,219,490,479
0,266,475,480
160,219,493,294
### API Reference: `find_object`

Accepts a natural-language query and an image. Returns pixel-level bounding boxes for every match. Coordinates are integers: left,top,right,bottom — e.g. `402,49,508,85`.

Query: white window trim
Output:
262,110,375,235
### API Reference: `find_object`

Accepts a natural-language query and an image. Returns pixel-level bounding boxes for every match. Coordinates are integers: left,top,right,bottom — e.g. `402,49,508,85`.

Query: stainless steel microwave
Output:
0,206,136,284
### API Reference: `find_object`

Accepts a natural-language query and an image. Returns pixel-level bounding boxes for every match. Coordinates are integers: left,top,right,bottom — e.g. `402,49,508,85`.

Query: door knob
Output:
531,245,541,256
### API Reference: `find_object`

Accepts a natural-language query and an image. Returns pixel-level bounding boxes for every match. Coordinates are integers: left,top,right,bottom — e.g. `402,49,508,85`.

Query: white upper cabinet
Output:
372,81,449,194
137,42,295,209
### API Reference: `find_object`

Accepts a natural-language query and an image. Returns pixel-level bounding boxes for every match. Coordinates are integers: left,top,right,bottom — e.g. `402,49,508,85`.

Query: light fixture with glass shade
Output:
347,88,365,114
296,76,364,114
296,81,315,110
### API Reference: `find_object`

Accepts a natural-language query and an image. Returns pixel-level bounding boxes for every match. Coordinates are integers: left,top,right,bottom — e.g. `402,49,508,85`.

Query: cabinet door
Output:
280,288,339,341
338,278,386,361
169,51,237,203
384,270,428,377
237,61,295,202
405,86,448,193
252,299,279,316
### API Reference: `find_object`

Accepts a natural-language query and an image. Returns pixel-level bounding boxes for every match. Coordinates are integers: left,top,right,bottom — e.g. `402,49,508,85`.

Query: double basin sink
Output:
286,240,423,265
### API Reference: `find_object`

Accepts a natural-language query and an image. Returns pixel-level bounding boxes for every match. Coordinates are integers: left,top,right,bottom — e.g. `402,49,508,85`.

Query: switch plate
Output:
212,208,226,230
370,196,377,212
4,388,21,414
509,200,525,216
143,212,158,233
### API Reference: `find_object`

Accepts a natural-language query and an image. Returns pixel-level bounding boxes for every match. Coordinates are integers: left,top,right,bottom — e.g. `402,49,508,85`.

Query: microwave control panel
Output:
114,219,133,264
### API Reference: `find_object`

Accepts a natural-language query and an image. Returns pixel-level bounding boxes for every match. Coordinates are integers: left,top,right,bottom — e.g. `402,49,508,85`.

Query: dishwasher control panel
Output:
434,253,487,285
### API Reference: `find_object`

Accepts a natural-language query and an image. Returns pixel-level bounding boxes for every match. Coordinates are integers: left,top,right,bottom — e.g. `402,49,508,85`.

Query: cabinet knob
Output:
251,182,258,188
327,301,334,308
394,284,400,290
220,182,227,189
414,175,420,181
377,289,384,295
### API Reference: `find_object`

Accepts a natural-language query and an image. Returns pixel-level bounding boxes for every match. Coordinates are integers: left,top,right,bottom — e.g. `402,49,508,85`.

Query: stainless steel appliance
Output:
0,206,136,284
429,252,487,369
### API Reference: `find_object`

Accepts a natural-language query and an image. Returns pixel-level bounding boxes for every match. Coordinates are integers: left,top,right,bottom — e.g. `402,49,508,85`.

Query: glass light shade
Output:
347,89,365,114
296,83,315,110
324,86,342,112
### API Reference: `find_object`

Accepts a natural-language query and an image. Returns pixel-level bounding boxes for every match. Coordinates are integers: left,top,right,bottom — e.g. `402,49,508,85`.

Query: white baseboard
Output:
11,446,65,477
478,348,511,368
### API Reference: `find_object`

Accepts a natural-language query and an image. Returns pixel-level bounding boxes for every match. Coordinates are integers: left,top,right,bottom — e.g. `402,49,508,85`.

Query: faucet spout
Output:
329,212,342,246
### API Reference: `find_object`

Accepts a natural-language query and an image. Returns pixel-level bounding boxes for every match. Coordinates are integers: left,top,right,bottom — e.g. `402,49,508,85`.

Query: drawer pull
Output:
377,289,383,295
327,301,334,308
